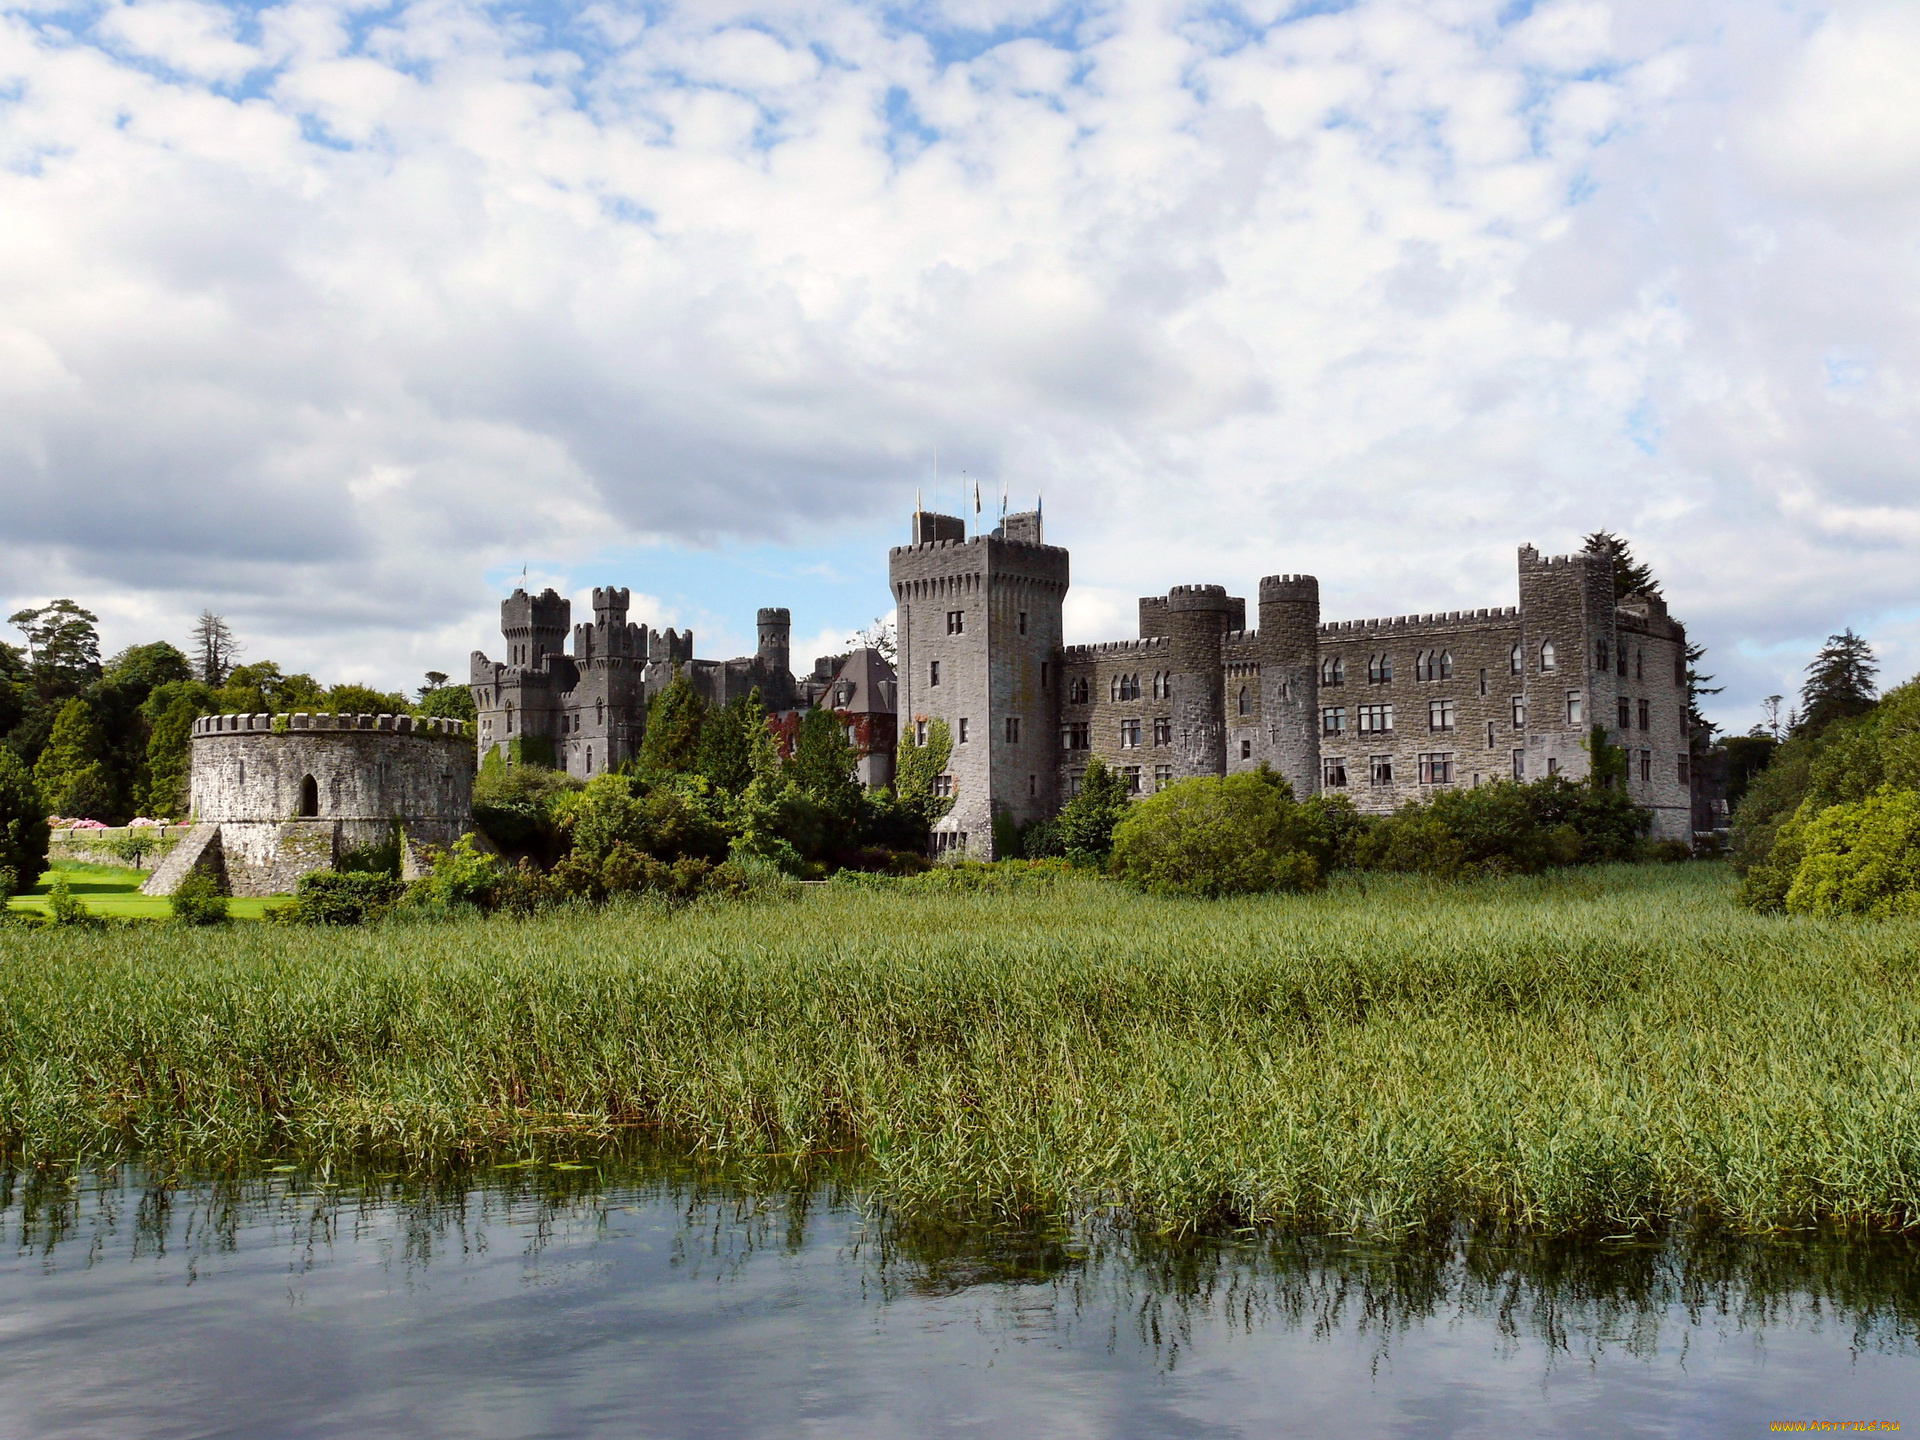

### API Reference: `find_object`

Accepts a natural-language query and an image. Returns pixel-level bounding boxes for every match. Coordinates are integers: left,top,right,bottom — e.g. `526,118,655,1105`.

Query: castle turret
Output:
757,607,791,677
1166,584,1234,780
501,588,569,671
594,587,630,627
1257,574,1321,797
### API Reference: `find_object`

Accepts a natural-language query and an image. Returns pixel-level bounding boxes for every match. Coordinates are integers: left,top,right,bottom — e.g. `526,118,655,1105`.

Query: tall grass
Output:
2,864,1918,1235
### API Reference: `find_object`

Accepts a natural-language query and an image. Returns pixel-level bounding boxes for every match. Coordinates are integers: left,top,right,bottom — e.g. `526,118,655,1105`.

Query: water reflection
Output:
2,1155,1916,1438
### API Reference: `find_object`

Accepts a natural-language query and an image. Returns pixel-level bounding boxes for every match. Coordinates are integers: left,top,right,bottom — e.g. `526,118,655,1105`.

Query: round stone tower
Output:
142,713,477,898
1258,574,1322,799
757,607,791,676
1167,584,1235,780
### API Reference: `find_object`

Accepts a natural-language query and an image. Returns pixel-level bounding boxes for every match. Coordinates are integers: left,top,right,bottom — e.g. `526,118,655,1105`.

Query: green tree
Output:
1111,767,1323,897
9,600,101,700
0,746,49,894
416,682,477,723
141,691,205,817
33,696,114,819
1799,629,1879,736
697,690,760,795
1582,531,1661,601
215,661,327,715
325,682,411,715
638,669,708,774
0,640,27,745
1054,755,1132,859
104,642,193,693
1783,786,1920,919
787,707,861,815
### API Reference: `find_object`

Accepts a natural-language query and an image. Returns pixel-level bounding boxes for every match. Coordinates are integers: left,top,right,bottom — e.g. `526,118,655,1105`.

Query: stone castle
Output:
469,588,899,788
889,508,1693,855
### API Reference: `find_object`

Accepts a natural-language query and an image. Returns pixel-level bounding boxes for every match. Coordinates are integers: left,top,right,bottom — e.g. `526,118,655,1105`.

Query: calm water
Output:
2,1160,1917,1439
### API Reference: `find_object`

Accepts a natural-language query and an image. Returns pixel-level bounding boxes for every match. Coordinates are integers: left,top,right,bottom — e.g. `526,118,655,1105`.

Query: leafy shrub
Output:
169,870,230,926
275,869,406,925
0,747,48,894
1353,778,1640,878
561,774,730,870
472,757,580,861
411,835,509,910
1782,786,1920,919
1111,767,1323,898
44,874,91,927
1055,756,1132,860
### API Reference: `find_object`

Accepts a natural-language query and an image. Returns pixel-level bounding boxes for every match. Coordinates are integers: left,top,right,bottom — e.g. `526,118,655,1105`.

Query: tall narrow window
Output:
1638,698,1651,731
1478,667,1489,696
1004,716,1021,744
929,660,941,687
1510,643,1523,674
1566,691,1583,725
1041,662,1050,689
1597,637,1610,672
1512,696,1526,728
1541,641,1558,672
1018,611,1028,635
1439,652,1453,680
1238,686,1250,715
946,610,964,635
957,718,969,743
1512,749,1526,780
299,774,318,817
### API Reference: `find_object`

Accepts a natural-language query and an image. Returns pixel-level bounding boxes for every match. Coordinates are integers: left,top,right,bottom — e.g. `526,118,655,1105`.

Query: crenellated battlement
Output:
1063,637,1170,660
1319,607,1521,635
193,713,470,740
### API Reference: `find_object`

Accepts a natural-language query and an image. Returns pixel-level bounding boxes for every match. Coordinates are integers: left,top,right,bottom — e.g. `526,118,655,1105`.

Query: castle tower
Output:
757,607,791,677
501,588,569,671
1257,574,1321,798
1166,585,1234,780
1516,545,1618,783
890,509,1068,858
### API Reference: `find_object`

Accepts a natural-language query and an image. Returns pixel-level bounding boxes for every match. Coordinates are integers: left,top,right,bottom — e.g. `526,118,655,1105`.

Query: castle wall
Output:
177,713,474,896
1057,637,1170,799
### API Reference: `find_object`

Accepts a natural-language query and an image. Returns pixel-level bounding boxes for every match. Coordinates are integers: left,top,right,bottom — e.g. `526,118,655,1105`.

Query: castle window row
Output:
1413,650,1453,682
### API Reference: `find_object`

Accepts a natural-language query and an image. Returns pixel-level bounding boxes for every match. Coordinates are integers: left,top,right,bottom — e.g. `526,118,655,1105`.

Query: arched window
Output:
1069,676,1089,704
1541,640,1557,672
299,775,319,817
1439,651,1453,680
1368,653,1393,684
1597,637,1610,672
1510,643,1523,675
1238,686,1250,715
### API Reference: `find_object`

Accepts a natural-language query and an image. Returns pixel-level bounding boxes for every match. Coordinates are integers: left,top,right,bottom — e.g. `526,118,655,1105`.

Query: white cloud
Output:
0,0,1915,729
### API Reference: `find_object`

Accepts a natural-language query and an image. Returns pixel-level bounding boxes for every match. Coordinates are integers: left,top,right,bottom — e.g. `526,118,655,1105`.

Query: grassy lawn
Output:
5,861,284,921
2,862,1917,1236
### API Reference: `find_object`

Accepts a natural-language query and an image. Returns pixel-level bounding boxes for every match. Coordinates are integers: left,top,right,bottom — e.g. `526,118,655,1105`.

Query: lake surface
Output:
1,1159,1916,1439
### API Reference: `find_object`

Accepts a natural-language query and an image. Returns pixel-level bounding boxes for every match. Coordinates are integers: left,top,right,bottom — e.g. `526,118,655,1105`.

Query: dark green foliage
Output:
413,836,510,910
104,642,193,693
1355,777,1645,877
0,746,49,892
1723,735,1778,813
276,870,406,925
9,600,101,701
338,833,402,877
139,690,207,818
0,640,28,743
1296,793,1366,871
169,870,230,926
415,684,476,723
1054,756,1132,859
1799,629,1878,737
1111,767,1323,898
472,755,581,860
1582,530,1661,600
638,669,707,775
696,692,759,795
33,697,115,820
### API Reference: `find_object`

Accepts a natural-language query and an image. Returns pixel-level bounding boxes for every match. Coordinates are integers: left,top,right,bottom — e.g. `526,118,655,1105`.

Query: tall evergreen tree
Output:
33,696,115,819
1582,531,1661,601
638,669,708,774
1799,629,1879,735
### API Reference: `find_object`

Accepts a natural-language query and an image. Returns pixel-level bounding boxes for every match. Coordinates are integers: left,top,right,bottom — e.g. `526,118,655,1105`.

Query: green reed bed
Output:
2,864,1917,1235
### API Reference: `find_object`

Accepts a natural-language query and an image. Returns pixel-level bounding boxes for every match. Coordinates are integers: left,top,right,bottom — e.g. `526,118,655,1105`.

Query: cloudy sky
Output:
3,0,1916,727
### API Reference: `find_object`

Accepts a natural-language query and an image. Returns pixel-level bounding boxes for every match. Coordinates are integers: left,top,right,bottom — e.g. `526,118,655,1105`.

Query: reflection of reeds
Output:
2,864,1918,1235
7,1160,1920,1363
